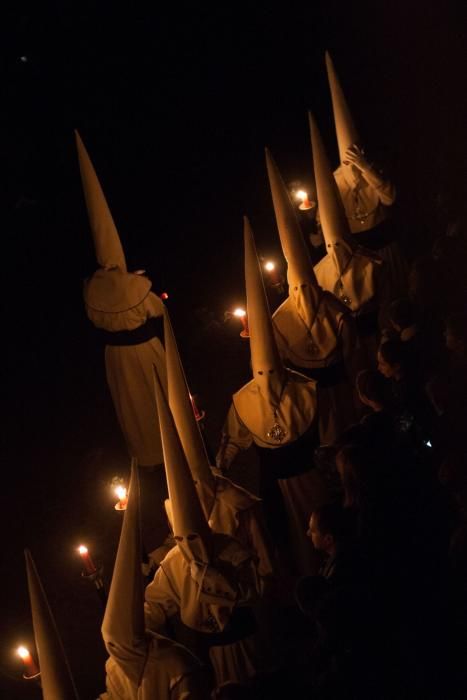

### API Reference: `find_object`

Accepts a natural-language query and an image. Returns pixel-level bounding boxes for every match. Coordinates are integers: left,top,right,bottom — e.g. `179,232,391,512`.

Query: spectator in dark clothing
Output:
377,339,434,448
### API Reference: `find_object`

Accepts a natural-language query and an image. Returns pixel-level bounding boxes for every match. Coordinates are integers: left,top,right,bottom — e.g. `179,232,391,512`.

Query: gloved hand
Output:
343,143,371,172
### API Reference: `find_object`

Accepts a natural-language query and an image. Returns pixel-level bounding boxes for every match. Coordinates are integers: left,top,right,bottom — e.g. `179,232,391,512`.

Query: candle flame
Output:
115,486,127,501
233,308,246,318
264,261,275,272
17,646,30,660
78,545,88,555
295,190,308,202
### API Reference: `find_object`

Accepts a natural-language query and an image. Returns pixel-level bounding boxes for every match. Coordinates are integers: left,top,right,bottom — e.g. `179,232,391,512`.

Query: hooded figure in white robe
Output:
162,314,276,583
100,462,207,700
266,148,362,443
326,51,407,298
145,371,262,690
216,218,325,575
24,549,80,699
310,114,389,359
75,131,167,468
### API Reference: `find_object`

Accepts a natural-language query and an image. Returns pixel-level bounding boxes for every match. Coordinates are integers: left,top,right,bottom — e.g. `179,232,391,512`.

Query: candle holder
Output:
81,564,107,608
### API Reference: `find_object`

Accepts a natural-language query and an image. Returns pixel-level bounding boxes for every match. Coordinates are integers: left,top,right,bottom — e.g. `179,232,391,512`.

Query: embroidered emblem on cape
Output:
337,281,352,306
267,423,287,443
307,339,319,356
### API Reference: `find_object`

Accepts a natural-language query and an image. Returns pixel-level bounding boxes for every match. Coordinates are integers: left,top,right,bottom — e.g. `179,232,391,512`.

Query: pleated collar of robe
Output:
273,291,349,368
232,368,318,448
314,249,383,313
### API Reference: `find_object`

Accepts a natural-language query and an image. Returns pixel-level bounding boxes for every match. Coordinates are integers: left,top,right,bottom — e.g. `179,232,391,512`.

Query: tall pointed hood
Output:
164,314,216,519
309,113,353,278
244,216,285,404
101,461,146,685
153,368,212,563
325,51,360,164
265,148,321,328
75,130,127,271
24,550,80,700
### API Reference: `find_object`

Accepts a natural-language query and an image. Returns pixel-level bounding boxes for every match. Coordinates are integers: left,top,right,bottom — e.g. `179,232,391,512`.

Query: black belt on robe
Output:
285,359,348,388
98,315,164,347
352,220,395,250
354,309,379,337
255,422,319,480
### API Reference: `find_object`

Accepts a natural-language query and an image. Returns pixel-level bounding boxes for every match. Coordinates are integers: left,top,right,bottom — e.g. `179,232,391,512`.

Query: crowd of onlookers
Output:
194,217,467,699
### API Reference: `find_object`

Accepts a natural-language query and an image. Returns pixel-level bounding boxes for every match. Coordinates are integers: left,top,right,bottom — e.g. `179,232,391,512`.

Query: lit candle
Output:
77,545,97,575
233,308,249,337
295,189,314,211
160,292,169,300
17,646,39,678
114,485,128,511
264,260,280,285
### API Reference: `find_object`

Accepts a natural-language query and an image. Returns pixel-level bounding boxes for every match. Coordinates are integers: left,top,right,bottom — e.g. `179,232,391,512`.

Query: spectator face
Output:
307,513,328,552
377,350,398,378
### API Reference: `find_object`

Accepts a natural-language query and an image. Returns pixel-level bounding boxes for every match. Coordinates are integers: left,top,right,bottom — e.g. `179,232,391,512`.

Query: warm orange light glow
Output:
17,646,30,660
296,190,308,202
115,486,127,501
264,261,275,272
233,308,246,318
78,545,88,555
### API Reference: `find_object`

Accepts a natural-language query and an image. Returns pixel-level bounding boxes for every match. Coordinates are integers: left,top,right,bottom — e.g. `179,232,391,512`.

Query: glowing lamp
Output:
160,292,169,300
295,189,314,211
77,545,97,575
114,485,128,511
263,260,280,284
17,646,39,678
233,308,249,338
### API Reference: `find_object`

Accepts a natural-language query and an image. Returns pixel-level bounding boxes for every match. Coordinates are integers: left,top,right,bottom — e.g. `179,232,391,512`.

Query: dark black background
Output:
2,2,467,697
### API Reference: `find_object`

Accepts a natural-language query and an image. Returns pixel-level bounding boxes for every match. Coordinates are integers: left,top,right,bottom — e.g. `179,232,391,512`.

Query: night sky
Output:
3,2,467,697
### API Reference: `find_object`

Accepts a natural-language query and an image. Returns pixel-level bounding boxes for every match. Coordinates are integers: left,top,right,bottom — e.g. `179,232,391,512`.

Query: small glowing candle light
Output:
114,485,128,511
295,189,314,211
233,308,249,337
17,646,39,678
264,260,280,285
77,545,97,575
160,292,169,300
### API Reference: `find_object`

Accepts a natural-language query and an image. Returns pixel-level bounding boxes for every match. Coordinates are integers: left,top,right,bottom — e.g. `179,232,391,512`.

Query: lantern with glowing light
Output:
233,308,249,338
17,646,40,679
295,189,314,211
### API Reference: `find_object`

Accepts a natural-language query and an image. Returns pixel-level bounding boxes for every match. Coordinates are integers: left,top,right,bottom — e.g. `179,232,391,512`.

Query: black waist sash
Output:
354,309,378,337
99,315,164,347
352,220,394,250
255,422,319,480
286,359,348,388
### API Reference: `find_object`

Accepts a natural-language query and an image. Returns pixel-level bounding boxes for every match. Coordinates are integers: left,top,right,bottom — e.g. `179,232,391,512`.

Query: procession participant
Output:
145,371,261,691
309,113,388,360
75,131,169,551
216,217,324,575
100,463,207,700
325,51,406,297
163,313,275,583
24,549,80,699
266,148,362,443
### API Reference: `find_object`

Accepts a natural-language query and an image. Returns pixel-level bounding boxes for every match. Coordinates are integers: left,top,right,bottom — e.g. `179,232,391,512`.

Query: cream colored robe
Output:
334,165,406,298
86,291,167,466
144,536,260,689
100,632,206,700
273,291,363,443
216,372,326,574
206,475,276,581
334,164,395,235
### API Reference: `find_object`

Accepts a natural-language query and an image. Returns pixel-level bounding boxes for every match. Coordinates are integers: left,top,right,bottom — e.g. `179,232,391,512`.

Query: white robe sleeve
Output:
144,566,180,633
216,404,253,470
360,166,396,206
